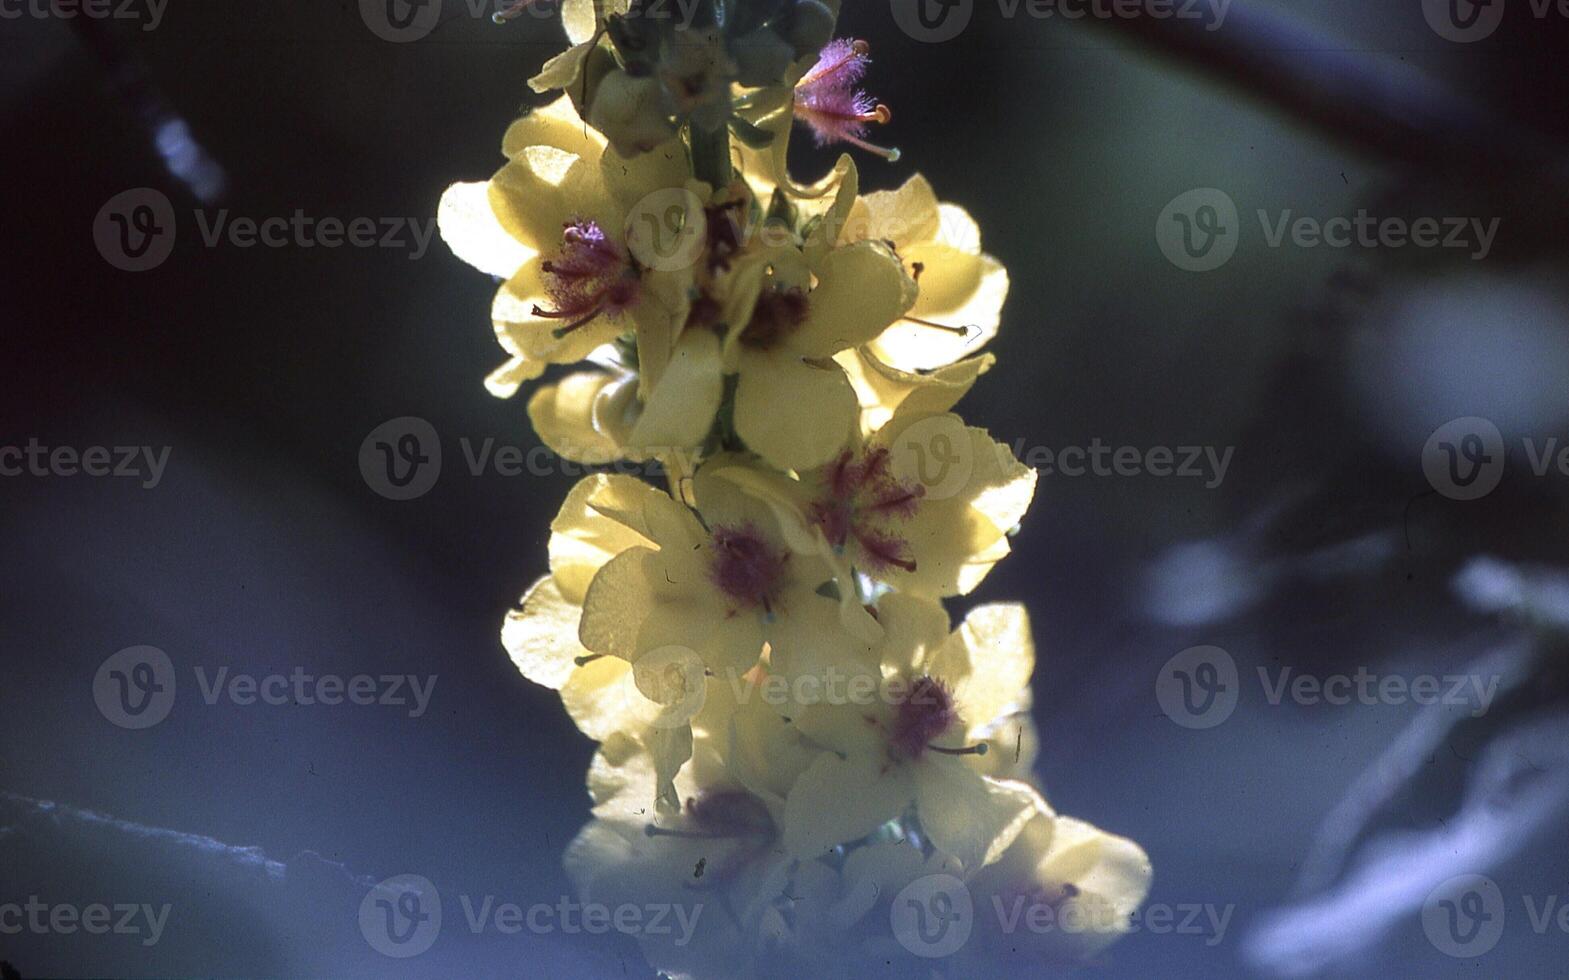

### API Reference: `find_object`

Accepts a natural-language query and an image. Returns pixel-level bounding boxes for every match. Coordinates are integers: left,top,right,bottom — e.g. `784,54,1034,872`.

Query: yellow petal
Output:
488,146,614,252
578,547,660,659
484,353,546,398
501,95,604,158
790,241,915,359
528,371,641,465
871,246,1007,372
500,576,584,691
628,329,724,454
801,155,859,268
437,180,531,280
878,413,1037,597
783,751,914,859
561,654,661,741
913,764,1037,874
764,586,878,682
1026,814,1155,959
529,41,595,94
837,346,994,436
873,593,952,678
733,350,856,471
933,603,1035,729
549,474,665,598
726,692,821,804
562,0,625,45
844,173,941,249
646,724,693,814
602,142,693,219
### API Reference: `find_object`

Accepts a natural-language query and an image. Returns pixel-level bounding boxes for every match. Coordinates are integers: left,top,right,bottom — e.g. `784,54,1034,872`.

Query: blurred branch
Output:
1082,2,1565,181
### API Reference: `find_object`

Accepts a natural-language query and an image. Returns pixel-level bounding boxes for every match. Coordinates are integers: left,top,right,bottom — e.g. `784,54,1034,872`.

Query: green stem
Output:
690,121,733,190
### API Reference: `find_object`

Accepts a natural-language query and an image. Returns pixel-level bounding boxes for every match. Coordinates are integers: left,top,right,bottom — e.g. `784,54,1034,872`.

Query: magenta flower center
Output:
793,39,899,161
532,219,641,337
708,524,788,611
740,287,810,351
808,447,923,574
891,675,958,760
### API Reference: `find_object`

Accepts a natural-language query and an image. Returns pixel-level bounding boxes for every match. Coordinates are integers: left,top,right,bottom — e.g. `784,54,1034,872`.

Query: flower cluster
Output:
440,1,1149,973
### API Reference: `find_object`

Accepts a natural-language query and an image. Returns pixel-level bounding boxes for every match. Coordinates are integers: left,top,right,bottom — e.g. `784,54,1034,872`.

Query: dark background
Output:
3,0,1568,976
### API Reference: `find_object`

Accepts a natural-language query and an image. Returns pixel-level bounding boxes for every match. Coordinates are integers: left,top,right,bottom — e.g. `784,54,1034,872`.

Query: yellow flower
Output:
437,96,695,399
527,0,626,95
721,242,917,471
838,174,1011,373
964,800,1154,966
504,473,717,810
566,735,788,979
796,792,1151,970
576,465,882,686
565,676,827,976
717,409,1037,600
780,595,1040,874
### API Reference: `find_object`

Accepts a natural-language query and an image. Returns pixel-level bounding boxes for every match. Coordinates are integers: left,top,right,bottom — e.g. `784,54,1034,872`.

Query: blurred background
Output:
3,0,1568,976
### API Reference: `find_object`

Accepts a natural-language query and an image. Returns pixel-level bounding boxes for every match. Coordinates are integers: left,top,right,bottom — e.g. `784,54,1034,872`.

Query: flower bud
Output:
589,70,680,156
